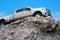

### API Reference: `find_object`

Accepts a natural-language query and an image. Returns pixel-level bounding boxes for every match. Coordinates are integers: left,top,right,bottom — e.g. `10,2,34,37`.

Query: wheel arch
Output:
0,19,6,23
33,11,42,16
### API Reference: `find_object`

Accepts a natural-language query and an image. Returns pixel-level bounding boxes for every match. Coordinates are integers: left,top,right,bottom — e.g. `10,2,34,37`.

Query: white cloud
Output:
51,12,60,20
0,12,6,18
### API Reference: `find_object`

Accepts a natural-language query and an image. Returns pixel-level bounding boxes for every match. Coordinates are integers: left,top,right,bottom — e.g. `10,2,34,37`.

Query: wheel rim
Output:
0,23,4,27
35,14,41,18
0,21,5,27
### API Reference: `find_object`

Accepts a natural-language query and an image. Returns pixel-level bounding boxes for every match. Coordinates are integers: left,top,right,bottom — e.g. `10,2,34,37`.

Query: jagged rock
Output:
55,21,60,32
0,16,60,40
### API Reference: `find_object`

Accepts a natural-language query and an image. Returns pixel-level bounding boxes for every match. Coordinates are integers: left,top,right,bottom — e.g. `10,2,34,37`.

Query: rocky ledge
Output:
0,16,60,40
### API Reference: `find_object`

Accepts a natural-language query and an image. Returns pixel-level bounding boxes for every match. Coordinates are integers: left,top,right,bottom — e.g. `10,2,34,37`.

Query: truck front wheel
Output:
33,13,42,18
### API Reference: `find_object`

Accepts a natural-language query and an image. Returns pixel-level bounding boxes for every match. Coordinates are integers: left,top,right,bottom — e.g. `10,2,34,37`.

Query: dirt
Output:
0,16,60,40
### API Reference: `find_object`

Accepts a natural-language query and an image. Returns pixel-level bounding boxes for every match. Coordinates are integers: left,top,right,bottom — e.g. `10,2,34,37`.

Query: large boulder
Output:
0,16,60,40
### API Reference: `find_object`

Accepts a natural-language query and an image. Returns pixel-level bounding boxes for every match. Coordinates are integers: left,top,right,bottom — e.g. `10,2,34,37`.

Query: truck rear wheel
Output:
0,20,6,26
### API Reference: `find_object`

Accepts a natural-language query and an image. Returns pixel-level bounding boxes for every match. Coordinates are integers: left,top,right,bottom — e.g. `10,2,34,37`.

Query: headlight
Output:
45,9,51,16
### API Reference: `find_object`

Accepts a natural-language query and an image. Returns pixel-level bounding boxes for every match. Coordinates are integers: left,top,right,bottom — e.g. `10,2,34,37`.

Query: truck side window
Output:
16,9,23,13
16,8,31,13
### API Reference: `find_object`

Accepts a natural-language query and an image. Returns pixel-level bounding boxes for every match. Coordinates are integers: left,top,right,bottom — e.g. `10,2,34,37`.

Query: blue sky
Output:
0,0,60,20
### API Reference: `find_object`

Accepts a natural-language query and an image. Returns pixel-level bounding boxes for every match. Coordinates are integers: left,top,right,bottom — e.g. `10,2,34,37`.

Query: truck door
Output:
14,12,23,20
21,8,31,17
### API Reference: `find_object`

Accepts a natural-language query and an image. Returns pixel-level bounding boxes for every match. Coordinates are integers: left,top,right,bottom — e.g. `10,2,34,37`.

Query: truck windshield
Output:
16,8,31,13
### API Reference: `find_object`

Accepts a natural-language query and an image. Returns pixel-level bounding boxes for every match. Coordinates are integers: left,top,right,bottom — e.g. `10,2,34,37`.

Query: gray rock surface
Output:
0,16,60,40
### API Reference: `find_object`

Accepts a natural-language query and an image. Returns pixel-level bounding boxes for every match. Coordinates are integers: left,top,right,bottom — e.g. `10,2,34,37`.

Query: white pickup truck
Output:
0,7,51,24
